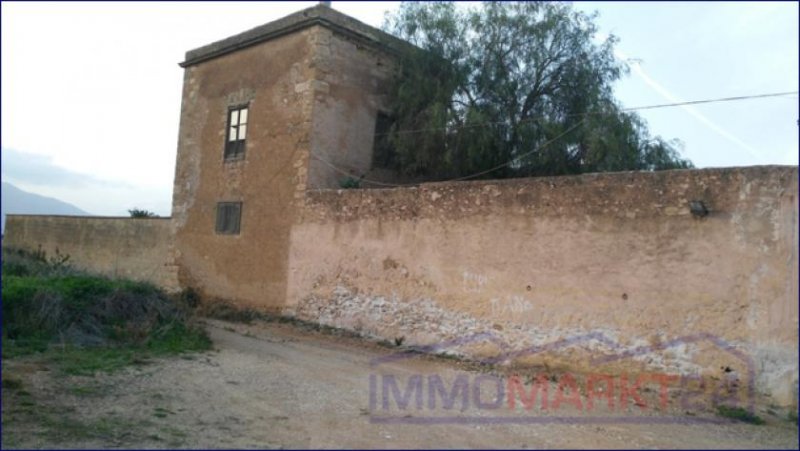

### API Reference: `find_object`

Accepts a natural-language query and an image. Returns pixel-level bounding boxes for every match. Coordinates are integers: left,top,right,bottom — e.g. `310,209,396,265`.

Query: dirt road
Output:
3,319,797,449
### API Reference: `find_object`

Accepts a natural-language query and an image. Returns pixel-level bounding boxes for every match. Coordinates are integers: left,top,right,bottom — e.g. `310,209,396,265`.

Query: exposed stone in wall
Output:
290,285,766,386
171,11,408,309
170,65,204,231
287,165,799,406
307,27,398,189
300,166,797,223
18,4,789,409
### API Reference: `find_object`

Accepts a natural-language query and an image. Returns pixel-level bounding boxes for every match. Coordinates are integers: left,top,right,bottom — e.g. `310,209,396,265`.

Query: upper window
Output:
225,106,248,160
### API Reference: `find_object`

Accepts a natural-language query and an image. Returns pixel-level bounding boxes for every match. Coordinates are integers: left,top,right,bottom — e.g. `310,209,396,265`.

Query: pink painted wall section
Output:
286,166,799,406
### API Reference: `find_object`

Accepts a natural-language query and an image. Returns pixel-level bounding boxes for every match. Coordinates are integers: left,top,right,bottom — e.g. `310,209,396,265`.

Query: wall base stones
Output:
288,166,799,407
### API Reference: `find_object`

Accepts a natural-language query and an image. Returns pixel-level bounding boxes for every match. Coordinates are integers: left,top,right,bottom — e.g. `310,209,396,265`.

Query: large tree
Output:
380,1,692,180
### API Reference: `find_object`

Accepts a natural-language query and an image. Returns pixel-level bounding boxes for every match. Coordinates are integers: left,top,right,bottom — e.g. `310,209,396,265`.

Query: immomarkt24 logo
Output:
368,332,754,425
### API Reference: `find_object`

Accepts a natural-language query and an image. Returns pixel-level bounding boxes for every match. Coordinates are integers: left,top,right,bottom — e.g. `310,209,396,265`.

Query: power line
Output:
310,152,405,188
446,119,587,182
310,118,588,188
375,90,799,137
620,91,798,113
312,90,798,189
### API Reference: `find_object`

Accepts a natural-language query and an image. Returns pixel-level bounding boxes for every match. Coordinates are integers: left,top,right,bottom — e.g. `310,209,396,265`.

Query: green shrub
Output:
128,208,158,218
2,247,72,277
716,405,765,425
2,251,211,370
338,177,362,189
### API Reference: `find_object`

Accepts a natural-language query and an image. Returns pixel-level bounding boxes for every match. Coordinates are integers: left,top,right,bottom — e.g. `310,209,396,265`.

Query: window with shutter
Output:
215,202,242,235
224,105,249,160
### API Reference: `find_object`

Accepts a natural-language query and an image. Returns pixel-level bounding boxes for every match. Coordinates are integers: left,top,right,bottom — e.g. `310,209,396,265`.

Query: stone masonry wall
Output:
171,21,402,308
286,166,799,406
170,27,319,309
3,215,178,290
306,27,397,189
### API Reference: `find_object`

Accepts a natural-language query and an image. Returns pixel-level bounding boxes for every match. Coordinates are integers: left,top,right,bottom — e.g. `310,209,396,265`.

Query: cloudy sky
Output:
2,1,797,216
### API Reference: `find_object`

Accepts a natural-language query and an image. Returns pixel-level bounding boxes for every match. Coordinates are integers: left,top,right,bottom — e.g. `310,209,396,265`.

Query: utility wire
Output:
446,119,587,182
310,118,587,188
310,152,406,188
311,90,798,188
621,91,799,112
375,90,799,137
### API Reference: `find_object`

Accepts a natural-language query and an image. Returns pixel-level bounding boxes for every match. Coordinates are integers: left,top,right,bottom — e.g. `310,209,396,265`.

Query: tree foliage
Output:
381,1,692,179
128,208,157,218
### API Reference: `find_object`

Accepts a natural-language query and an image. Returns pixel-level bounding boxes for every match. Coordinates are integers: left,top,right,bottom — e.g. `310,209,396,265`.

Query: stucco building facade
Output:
171,5,408,309
4,5,798,407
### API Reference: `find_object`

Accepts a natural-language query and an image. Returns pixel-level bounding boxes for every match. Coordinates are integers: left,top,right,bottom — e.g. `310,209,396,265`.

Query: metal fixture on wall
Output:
688,200,709,218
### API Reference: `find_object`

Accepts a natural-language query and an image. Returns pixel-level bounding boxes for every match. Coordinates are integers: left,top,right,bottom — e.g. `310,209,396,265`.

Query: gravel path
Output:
3,318,797,449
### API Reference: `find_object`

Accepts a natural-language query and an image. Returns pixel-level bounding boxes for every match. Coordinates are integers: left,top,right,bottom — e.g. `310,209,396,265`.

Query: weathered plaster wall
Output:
306,27,396,189
171,28,318,309
8,6,794,407
286,166,799,406
3,215,178,290
172,21,402,308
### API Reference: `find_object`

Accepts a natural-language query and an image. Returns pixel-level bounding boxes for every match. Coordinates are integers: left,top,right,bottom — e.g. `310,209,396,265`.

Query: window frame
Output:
224,104,249,161
215,201,242,235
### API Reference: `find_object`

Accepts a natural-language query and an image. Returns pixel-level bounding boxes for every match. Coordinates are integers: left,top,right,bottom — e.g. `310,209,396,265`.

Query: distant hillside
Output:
2,182,89,233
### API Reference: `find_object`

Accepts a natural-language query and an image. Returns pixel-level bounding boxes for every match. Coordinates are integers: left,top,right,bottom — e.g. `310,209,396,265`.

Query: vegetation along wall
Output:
3,215,178,291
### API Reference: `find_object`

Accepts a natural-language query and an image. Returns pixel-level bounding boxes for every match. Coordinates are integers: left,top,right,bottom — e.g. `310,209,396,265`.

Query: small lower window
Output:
215,202,242,235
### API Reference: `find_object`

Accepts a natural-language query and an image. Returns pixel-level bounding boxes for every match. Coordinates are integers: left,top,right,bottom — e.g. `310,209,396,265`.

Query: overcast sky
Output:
2,1,797,216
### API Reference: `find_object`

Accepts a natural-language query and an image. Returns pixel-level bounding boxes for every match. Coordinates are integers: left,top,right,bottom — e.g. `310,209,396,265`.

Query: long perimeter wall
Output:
287,166,799,406
2,166,796,405
3,215,178,291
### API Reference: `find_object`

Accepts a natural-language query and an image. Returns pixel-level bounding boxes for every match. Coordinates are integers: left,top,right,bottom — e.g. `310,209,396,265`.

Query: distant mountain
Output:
1,182,89,233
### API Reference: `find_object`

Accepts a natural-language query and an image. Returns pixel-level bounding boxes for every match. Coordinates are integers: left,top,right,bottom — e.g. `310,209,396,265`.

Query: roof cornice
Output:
179,5,412,68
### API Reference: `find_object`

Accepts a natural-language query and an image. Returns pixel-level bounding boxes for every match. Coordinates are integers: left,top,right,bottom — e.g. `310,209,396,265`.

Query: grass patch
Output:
152,407,174,419
18,397,36,407
68,385,102,397
2,375,23,390
47,347,147,375
2,246,71,277
788,410,798,424
716,405,765,425
40,414,145,443
3,389,153,447
2,248,211,375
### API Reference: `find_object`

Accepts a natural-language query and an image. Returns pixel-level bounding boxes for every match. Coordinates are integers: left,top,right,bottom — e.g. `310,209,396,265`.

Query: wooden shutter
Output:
215,202,242,234
229,203,241,234
215,203,226,233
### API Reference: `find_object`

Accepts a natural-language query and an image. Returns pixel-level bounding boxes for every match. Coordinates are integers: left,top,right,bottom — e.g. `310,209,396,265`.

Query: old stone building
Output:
4,5,798,407
171,5,410,309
